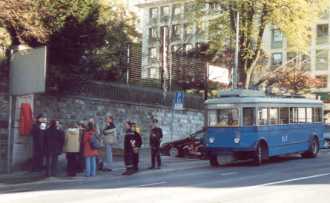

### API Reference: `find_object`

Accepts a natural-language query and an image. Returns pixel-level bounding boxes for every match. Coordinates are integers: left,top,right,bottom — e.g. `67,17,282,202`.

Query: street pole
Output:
7,95,13,173
126,44,130,85
204,62,209,100
233,11,240,89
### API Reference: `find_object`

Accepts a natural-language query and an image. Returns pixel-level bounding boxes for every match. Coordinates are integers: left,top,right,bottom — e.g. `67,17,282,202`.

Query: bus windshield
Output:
208,108,239,127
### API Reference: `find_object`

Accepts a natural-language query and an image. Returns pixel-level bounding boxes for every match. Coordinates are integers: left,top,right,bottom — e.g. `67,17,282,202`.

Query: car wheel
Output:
169,147,180,157
302,137,319,158
209,155,220,167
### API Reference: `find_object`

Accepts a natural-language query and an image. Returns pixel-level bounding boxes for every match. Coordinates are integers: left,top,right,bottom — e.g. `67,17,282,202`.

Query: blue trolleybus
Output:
205,89,325,166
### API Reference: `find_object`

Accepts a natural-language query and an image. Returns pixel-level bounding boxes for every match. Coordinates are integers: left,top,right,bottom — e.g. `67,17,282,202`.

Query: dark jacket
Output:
124,129,135,166
149,127,163,148
134,132,142,148
44,126,65,155
31,123,46,154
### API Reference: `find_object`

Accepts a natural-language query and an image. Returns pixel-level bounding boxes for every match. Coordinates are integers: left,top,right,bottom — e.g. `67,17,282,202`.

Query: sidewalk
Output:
0,148,207,187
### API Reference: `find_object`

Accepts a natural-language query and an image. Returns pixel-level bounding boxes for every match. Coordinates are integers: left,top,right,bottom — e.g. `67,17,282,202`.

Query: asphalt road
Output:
1,150,330,203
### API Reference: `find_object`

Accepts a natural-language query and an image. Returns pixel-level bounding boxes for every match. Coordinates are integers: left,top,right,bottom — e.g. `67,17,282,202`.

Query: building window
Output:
271,53,283,66
208,2,221,12
172,24,181,41
161,6,170,22
287,52,297,62
184,24,193,39
149,7,158,23
184,2,194,15
315,75,328,88
316,24,329,44
316,49,328,70
148,67,159,79
149,47,157,63
149,27,158,41
302,54,311,71
172,4,182,20
161,6,170,16
271,29,283,49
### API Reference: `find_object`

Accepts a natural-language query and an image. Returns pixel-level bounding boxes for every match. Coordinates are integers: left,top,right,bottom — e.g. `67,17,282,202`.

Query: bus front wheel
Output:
254,142,268,166
302,137,319,158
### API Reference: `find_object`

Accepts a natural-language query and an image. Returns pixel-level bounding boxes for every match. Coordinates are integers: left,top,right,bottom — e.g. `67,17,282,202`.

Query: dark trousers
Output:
133,152,139,170
32,150,44,171
151,148,161,168
46,154,58,177
66,153,78,176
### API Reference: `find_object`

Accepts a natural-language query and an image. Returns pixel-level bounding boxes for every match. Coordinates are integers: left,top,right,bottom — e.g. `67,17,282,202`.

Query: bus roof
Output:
206,89,323,107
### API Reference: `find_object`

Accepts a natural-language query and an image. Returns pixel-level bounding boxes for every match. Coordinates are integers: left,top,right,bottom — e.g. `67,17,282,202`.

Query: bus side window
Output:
269,108,279,125
243,108,256,126
280,108,289,124
257,108,268,125
306,108,312,123
313,108,322,122
298,108,306,123
290,107,298,123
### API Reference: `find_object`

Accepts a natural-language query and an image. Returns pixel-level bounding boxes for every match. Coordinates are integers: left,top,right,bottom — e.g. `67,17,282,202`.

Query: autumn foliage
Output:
265,67,322,94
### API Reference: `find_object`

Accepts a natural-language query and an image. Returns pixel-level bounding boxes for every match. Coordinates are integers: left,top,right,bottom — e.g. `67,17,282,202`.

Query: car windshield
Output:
208,108,239,127
191,131,205,139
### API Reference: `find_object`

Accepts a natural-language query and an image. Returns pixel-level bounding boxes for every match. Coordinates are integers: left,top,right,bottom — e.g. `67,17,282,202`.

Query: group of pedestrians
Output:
31,114,163,177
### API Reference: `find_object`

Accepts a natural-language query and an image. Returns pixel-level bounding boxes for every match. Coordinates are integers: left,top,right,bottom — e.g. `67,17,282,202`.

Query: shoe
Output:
148,166,155,169
122,170,134,176
156,166,161,169
103,168,112,172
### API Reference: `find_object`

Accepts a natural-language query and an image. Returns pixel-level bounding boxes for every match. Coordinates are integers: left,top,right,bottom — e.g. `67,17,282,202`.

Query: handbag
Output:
90,134,102,150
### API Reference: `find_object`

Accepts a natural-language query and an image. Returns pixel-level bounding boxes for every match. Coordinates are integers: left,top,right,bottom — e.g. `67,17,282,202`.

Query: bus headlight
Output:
209,137,215,144
234,137,240,144
234,133,240,144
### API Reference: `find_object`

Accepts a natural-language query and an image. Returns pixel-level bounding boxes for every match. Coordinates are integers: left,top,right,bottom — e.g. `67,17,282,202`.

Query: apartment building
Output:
137,0,214,80
262,11,330,114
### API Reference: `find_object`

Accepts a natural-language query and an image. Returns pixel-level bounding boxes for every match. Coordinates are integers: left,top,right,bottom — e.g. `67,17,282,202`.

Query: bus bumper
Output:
206,147,255,160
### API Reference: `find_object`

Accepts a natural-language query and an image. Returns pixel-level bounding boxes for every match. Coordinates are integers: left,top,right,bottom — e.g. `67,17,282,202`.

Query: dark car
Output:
160,130,206,159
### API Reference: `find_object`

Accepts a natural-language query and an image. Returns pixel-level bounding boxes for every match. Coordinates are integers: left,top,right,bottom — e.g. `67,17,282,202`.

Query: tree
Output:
189,0,330,88
0,0,139,90
0,0,95,47
264,67,321,95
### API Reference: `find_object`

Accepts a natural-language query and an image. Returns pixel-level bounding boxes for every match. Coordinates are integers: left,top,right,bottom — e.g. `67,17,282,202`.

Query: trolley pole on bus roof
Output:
233,11,240,89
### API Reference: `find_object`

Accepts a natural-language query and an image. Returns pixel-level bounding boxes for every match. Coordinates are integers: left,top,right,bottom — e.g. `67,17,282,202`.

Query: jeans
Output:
103,144,113,169
85,156,97,177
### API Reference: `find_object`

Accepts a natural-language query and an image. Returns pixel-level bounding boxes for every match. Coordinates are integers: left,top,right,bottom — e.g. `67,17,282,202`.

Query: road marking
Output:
138,181,168,187
259,172,330,187
220,172,238,176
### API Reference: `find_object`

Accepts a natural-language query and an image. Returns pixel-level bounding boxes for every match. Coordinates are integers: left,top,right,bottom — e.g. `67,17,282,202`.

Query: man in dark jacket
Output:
122,121,136,175
132,122,142,172
31,114,47,172
44,120,65,177
149,119,163,169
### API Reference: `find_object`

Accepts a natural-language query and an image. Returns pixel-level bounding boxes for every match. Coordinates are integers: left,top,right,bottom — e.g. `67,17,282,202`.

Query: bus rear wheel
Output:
302,137,319,158
254,142,268,166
